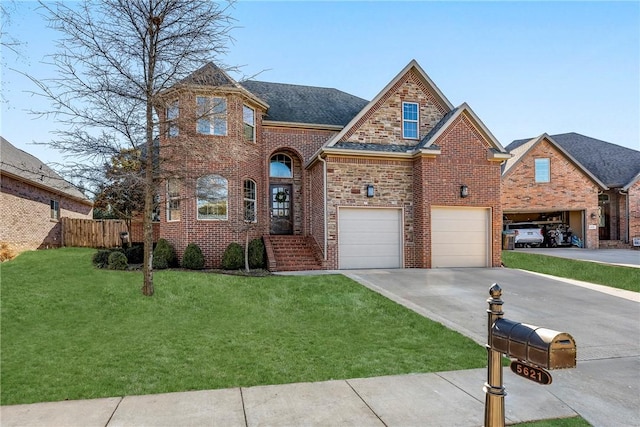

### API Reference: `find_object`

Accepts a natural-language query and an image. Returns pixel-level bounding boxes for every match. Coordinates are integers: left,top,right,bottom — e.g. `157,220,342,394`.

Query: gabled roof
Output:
329,103,509,160
240,80,368,127
179,62,239,88
325,60,454,148
174,62,269,109
506,132,640,188
503,133,608,189
0,137,92,204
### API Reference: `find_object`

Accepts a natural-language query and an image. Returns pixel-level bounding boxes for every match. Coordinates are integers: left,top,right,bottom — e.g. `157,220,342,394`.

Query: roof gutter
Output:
0,170,93,206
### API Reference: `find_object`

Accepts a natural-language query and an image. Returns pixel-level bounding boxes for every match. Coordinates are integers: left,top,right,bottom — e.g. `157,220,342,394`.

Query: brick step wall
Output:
264,235,324,272
599,240,632,249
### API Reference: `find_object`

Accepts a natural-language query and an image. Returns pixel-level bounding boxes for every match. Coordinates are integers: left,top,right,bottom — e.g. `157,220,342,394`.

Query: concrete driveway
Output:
344,267,640,427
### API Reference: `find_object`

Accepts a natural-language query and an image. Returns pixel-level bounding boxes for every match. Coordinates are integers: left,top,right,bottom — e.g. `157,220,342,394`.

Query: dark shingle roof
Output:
506,132,640,188
180,62,237,87
1,137,90,202
240,80,369,127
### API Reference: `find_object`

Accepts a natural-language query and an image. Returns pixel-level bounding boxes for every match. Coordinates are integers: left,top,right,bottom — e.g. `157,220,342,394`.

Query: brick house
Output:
155,60,510,270
1,137,93,253
502,133,640,249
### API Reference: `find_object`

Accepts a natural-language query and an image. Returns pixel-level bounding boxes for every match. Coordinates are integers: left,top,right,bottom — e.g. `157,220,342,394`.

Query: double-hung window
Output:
534,158,550,183
243,105,255,142
402,102,419,139
167,179,181,221
196,96,227,136
50,199,59,220
244,179,257,222
196,174,228,220
167,100,179,137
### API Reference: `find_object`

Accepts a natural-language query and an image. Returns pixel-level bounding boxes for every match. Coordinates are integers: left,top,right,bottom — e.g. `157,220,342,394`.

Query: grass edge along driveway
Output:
501,251,639,293
1,248,486,405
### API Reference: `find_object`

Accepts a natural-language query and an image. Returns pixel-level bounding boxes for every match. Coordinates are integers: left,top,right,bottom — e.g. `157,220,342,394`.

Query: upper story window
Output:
243,105,255,142
166,179,181,221
270,154,293,178
196,174,227,220
402,102,419,139
50,199,60,220
167,100,179,137
534,158,550,183
244,179,257,222
196,96,227,136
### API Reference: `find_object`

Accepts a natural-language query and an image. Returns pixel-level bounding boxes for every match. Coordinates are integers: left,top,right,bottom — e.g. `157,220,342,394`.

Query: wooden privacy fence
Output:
61,218,128,248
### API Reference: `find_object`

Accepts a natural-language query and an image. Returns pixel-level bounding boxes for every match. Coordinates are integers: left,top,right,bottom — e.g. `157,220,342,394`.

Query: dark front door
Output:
270,184,292,234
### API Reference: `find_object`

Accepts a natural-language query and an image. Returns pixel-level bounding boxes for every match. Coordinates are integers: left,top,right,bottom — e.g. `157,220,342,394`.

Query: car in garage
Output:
504,222,544,247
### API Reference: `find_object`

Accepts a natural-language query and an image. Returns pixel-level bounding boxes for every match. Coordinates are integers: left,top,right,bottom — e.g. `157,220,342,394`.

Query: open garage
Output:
503,210,586,247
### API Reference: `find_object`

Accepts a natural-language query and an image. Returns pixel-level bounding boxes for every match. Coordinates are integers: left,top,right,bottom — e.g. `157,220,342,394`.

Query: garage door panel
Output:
432,207,489,268
339,208,402,269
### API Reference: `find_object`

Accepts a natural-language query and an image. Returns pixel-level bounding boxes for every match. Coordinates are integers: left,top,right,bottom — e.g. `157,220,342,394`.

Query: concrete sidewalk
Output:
0,369,577,427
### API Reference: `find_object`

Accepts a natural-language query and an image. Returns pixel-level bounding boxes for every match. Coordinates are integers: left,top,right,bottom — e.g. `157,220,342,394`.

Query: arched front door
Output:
270,184,292,234
269,154,293,235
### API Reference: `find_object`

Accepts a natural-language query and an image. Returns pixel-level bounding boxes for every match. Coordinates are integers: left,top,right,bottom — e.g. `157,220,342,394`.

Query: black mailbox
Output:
491,318,576,370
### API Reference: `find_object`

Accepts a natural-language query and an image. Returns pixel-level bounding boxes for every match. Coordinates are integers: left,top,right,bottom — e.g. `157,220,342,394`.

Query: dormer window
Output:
196,96,227,136
243,105,255,142
402,102,419,139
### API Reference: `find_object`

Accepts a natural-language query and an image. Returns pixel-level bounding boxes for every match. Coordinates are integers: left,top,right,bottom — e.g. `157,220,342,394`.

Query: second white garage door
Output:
431,207,490,268
338,208,402,269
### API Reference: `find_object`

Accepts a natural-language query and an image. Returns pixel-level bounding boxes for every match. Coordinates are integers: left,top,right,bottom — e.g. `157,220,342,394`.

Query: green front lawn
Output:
502,251,640,292
512,416,592,426
1,248,486,405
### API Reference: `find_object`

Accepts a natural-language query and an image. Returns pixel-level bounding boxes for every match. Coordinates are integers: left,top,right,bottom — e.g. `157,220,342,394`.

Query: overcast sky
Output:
2,1,639,167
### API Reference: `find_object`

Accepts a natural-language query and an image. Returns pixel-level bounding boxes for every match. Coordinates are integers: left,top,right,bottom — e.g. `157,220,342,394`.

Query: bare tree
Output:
30,0,235,296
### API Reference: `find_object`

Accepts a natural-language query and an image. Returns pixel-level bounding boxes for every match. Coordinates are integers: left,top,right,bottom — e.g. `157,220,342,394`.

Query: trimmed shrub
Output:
107,251,128,270
221,242,243,270
248,238,266,269
0,242,16,262
153,238,176,270
92,249,112,269
182,243,205,270
124,244,144,264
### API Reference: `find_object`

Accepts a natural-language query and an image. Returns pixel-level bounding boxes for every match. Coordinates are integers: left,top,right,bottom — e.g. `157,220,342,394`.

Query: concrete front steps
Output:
264,235,325,272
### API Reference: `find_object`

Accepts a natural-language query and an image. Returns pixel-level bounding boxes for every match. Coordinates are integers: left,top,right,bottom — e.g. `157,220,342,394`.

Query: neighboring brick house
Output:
1,137,93,253
156,60,510,270
502,133,640,249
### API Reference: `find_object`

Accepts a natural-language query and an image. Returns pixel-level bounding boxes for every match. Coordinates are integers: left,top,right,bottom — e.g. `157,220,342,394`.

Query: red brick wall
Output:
501,138,600,248
0,174,92,252
416,113,503,268
628,179,640,245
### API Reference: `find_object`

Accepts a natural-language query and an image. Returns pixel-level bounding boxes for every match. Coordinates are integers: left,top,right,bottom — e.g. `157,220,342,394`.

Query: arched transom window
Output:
270,154,293,178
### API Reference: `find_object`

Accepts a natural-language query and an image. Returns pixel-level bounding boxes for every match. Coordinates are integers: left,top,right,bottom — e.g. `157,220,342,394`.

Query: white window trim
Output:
243,104,256,142
534,158,550,183
196,96,227,136
196,174,228,221
244,179,257,223
167,100,179,137
166,179,181,222
50,199,60,221
402,101,419,140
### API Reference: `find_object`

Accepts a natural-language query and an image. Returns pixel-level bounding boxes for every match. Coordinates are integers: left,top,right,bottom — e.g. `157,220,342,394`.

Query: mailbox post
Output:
484,284,506,427
484,285,577,427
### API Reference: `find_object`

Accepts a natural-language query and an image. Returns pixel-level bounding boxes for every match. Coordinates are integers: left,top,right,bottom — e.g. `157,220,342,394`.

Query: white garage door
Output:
431,207,490,268
339,208,402,269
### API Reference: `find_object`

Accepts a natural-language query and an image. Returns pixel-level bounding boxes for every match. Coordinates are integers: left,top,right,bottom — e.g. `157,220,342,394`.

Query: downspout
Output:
620,189,629,243
318,155,328,260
